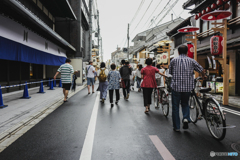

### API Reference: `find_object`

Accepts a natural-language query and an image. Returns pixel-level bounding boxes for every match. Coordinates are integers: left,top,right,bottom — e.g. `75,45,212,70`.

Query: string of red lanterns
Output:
195,0,232,20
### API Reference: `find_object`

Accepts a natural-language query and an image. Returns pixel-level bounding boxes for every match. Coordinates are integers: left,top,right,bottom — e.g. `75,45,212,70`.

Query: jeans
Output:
122,79,130,98
136,78,141,89
172,90,191,129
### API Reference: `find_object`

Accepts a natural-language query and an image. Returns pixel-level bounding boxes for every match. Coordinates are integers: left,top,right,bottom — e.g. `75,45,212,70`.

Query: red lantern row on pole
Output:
187,43,194,58
195,0,231,20
210,35,223,55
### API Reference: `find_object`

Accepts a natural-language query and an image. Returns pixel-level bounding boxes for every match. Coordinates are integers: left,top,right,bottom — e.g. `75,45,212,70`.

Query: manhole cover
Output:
231,143,240,153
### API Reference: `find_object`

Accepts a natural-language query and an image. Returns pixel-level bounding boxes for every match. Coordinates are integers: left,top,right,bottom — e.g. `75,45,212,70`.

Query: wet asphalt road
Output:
0,86,239,160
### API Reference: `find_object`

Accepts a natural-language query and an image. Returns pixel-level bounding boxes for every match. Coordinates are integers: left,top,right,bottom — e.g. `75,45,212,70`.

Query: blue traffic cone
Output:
48,78,50,87
58,79,62,87
37,81,45,93
0,85,8,109
53,79,56,87
21,82,31,99
48,79,54,90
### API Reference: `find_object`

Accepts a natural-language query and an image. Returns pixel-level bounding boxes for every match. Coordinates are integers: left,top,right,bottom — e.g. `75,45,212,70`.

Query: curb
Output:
0,85,86,153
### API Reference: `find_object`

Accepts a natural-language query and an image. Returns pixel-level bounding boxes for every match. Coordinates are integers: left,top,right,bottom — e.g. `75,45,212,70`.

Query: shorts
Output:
62,83,71,90
87,78,95,85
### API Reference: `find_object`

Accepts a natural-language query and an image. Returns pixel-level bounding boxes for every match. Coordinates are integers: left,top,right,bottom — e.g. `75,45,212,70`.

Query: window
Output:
45,42,48,50
37,0,43,10
49,13,53,20
23,31,28,42
202,20,208,32
43,7,48,16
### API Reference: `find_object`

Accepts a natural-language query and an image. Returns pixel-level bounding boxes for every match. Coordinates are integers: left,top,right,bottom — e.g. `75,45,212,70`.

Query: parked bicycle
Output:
153,77,171,117
189,77,226,141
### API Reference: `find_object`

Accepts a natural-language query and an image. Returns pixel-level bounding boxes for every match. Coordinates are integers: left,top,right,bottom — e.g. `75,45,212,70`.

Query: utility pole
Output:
89,0,93,60
97,10,100,56
127,23,130,61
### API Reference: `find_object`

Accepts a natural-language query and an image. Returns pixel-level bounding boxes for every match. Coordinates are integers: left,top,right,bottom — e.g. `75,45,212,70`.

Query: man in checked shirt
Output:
169,45,206,132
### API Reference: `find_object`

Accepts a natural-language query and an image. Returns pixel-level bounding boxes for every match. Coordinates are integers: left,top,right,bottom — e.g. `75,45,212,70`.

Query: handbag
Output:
120,80,126,88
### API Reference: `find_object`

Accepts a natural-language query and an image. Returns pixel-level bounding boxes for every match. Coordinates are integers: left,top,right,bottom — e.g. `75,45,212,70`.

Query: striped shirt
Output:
169,54,203,92
57,63,74,83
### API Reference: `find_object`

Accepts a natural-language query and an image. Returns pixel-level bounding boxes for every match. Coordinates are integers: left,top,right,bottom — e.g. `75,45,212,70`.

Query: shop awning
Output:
40,0,77,20
0,36,66,66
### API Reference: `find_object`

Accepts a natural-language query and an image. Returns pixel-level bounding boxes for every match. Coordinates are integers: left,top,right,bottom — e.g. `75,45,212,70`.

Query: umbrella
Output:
178,26,199,33
201,10,232,21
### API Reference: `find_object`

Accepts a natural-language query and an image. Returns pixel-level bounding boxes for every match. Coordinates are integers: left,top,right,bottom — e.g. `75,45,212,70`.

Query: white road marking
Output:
222,107,240,116
79,92,100,160
149,135,175,160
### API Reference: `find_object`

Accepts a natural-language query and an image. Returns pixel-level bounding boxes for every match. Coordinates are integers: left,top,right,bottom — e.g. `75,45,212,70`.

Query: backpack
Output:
99,69,107,82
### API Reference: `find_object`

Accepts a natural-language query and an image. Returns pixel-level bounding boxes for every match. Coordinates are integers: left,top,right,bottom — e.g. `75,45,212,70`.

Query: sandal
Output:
144,107,149,113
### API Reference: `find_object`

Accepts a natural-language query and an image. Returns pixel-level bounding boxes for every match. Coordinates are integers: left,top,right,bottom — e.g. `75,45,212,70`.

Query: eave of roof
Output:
40,0,77,20
166,16,193,37
8,0,76,51
189,0,216,14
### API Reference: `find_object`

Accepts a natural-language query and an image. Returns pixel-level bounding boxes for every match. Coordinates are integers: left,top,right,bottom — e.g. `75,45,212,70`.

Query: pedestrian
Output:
71,70,78,92
86,60,96,94
169,45,206,132
141,58,166,113
130,67,136,91
119,60,132,100
97,62,109,103
108,63,121,107
94,68,98,83
155,64,165,87
136,64,143,92
54,58,74,102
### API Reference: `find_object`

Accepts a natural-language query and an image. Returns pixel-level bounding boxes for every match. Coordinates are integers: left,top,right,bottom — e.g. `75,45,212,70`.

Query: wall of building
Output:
71,58,83,85
228,50,236,95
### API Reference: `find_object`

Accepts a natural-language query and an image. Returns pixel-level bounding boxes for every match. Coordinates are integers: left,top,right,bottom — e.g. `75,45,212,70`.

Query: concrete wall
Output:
71,58,83,85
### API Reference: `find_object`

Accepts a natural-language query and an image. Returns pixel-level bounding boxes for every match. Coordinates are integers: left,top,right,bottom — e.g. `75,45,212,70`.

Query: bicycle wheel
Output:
189,95,199,124
154,90,159,108
204,99,226,141
161,91,169,117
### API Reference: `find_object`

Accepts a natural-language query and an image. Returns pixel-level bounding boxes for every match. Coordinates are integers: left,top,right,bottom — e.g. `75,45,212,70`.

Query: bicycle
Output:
153,77,171,117
189,77,226,141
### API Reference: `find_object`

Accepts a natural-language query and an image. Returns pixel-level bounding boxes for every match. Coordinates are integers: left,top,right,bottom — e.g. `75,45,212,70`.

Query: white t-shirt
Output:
97,68,109,81
87,65,95,78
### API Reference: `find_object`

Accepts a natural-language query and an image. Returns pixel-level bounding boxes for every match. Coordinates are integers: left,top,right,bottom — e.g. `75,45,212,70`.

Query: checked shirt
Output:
169,54,203,92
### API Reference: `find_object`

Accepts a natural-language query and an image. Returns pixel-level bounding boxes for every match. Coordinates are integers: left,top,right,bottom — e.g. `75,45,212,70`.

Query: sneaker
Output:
102,98,104,103
173,128,180,132
111,103,114,107
126,93,129,99
183,119,189,129
115,101,118,105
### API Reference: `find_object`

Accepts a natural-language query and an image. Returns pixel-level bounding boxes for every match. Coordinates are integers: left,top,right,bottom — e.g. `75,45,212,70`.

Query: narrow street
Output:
0,86,239,160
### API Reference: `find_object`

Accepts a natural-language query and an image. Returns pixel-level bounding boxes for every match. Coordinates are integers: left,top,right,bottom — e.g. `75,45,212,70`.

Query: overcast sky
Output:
97,0,193,61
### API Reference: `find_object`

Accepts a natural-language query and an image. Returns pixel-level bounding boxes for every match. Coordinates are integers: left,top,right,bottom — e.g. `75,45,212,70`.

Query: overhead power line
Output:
141,0,163,30
131,0,154,35
130,0,145,25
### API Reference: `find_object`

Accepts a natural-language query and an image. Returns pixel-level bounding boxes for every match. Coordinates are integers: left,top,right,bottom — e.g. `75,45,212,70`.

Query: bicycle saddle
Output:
199,87,211,93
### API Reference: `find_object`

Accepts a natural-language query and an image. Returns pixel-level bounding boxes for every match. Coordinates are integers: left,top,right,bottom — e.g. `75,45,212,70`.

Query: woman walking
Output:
97,62,109,103
136,64,143,92
71,70,78,92
141,58,167,113
155,64,165,87
108,63,121,107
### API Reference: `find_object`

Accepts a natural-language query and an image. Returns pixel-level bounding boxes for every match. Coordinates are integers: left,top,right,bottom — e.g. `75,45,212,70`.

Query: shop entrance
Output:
236,52,240,95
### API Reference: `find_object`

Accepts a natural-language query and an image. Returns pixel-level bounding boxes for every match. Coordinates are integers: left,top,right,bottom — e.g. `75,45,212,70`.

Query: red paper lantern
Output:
202,10,206,15
198,12,202,17
211,3,217,9
187,44,194,58
206,7,212,13
217,0,223,6
210,35,223,55
195,15,199,20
